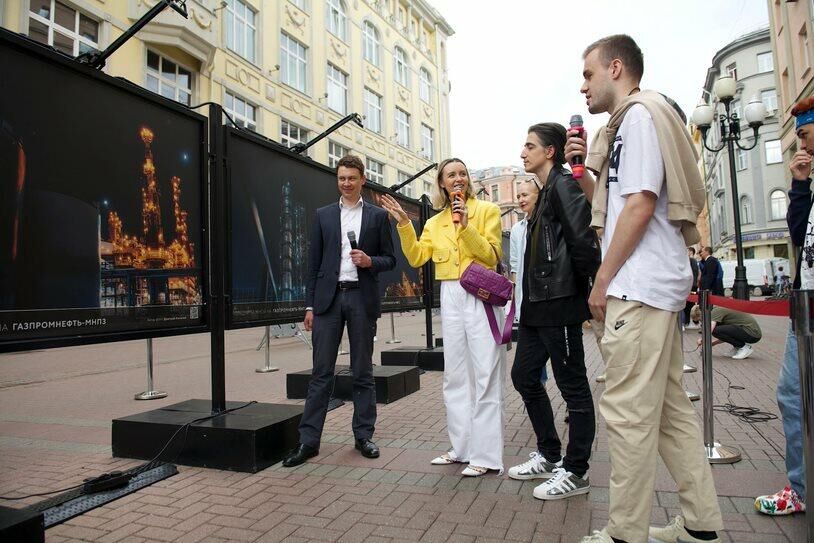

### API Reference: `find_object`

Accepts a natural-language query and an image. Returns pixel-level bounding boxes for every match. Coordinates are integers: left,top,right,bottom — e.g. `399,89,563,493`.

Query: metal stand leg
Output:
294,324,313,349
135,338,167,400
386,313,402,344
791,290,814,543
339,332,349,355
256,326,279,373
700,290,741,464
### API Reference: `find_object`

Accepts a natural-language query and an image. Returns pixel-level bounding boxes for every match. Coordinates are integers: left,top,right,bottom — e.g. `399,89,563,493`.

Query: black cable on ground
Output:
712,368,784,458
0,400,258,501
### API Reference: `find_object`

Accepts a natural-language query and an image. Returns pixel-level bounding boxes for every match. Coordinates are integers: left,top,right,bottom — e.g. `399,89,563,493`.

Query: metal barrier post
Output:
791,290,814,543
386,313,402,344
700,290,741,463
256,326,279,373
135,338,167,400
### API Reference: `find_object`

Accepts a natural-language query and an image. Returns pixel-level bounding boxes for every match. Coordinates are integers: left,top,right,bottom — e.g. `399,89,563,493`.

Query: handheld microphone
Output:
451,183,464,224
569,114,585,180
347,231,358,251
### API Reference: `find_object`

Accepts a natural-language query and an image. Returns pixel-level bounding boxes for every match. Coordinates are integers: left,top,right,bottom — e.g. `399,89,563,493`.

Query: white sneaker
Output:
732,344,753,360
532,467,589,500
724,345,739,357
649,515,721,543
507,451,562,480
581,528,614,542
685,321,700,330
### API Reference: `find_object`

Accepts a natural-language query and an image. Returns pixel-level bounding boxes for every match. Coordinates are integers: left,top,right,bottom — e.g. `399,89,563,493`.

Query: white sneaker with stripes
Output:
507,451,562,480
532,467,589,500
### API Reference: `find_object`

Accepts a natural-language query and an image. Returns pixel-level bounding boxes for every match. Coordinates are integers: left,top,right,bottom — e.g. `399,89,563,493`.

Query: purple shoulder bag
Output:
459,253,515,345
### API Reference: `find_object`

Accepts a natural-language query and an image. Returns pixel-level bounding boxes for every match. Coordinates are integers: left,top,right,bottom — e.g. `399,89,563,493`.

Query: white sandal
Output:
461,465,488,477
430,452,461,465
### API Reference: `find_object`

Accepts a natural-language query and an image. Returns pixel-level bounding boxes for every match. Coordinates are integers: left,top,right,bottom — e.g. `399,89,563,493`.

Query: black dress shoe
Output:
355,438,380,459
282,443,318,467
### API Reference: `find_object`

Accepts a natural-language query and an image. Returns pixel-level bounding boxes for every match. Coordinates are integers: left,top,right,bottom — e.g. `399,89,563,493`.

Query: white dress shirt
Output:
339,196,364,282
509,218,528,323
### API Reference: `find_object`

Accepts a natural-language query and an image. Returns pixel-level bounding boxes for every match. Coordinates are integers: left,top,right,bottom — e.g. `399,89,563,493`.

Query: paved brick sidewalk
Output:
0,311,806,542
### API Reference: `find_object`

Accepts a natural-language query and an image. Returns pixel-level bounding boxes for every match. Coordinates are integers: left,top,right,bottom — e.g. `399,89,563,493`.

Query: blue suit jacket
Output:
305,202,396,318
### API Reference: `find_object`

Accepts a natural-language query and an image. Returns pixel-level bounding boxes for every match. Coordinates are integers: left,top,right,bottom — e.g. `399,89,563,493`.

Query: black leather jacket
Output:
526,166,600,303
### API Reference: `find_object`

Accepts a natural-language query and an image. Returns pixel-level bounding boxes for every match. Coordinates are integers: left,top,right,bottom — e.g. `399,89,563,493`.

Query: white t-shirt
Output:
602,104,692,312
509,218,527,323
801,206,814,289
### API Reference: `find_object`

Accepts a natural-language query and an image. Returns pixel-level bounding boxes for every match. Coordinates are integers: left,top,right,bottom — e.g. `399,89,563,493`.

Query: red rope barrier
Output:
686,293,789,317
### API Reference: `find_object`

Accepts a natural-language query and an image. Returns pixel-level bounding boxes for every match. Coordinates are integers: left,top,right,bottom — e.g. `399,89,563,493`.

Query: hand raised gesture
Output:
380,194,411,226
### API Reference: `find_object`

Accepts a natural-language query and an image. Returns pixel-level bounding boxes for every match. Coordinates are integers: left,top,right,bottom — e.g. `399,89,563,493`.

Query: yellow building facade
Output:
1,0,453,196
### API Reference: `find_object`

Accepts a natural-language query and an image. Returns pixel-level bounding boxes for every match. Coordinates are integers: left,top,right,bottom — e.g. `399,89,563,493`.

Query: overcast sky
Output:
429,0,770,171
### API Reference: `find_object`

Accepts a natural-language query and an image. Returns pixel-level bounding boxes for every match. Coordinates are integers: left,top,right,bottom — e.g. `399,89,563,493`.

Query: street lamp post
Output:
692,75,767,300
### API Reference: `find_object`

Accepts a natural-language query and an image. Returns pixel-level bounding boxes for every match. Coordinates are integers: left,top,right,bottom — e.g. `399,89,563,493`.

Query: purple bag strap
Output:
484,297,515,345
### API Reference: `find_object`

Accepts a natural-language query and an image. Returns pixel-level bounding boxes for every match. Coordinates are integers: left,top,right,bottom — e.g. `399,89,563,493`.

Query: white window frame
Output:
326,63,348,114
765,139,782,164
394,47,409,87
146,49,193,106
224,90,257,131
363,88,382,134
280,32,308,93
290,0,306,9
363,21,380,67
756,51,773,73
28,0,99,57
326,0,347,41
395,107,410,148
398,171,413,198
225,0,256,63
423,179,433,196
366,158,384,184
726,62,737,80
490,184,500,203
736,147,748,171
740,195,753,224
770,190,787,220
761,89,778,113
281,119,308,149
419,67,432,104
420,124,434,160
328,140,349,168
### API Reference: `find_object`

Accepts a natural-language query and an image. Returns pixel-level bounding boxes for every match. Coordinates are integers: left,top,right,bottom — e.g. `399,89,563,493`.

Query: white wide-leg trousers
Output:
440,281,506,471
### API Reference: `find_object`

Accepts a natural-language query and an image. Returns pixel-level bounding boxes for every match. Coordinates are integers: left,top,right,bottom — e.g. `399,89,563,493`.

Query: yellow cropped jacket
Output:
395,197,503,280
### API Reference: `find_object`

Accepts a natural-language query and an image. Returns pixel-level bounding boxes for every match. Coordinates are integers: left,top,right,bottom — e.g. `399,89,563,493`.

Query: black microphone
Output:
347,231,358,251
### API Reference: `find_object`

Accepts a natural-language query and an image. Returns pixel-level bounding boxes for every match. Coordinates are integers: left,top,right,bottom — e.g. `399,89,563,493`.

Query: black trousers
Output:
298,288,377,448
713,325,760,349
511,323,595,477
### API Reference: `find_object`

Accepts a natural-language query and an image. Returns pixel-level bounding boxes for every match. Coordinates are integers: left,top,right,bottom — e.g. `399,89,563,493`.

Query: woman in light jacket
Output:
380,158,506,476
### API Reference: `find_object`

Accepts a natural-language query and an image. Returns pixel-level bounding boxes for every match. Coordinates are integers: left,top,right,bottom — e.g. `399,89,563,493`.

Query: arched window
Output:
362,21,380,66
740,195,752,224
394,46,409,86
770,190,787,221
419,67,432,104
326,0,346,41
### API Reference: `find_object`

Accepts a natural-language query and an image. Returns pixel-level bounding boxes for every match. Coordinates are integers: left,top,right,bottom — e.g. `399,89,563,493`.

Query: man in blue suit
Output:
283,155,396,466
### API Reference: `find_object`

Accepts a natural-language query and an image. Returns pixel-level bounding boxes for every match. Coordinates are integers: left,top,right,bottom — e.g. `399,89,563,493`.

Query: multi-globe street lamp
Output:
692,75,767,300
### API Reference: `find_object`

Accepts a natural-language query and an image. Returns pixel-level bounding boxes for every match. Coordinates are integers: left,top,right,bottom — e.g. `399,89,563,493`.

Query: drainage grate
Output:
25,464,178,528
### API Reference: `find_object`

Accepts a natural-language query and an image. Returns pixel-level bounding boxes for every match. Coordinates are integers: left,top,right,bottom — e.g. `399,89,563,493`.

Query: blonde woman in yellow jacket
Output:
380,158,506,476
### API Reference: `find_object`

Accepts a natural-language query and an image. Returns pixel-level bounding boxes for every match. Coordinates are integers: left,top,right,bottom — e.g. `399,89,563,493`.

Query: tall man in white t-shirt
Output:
570,35,723,543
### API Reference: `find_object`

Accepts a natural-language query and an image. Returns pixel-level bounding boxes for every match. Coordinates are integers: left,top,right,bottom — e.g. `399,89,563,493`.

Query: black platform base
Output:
112,400,302,473
0,506,44,543
287,365,420,403
381,346,444,371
